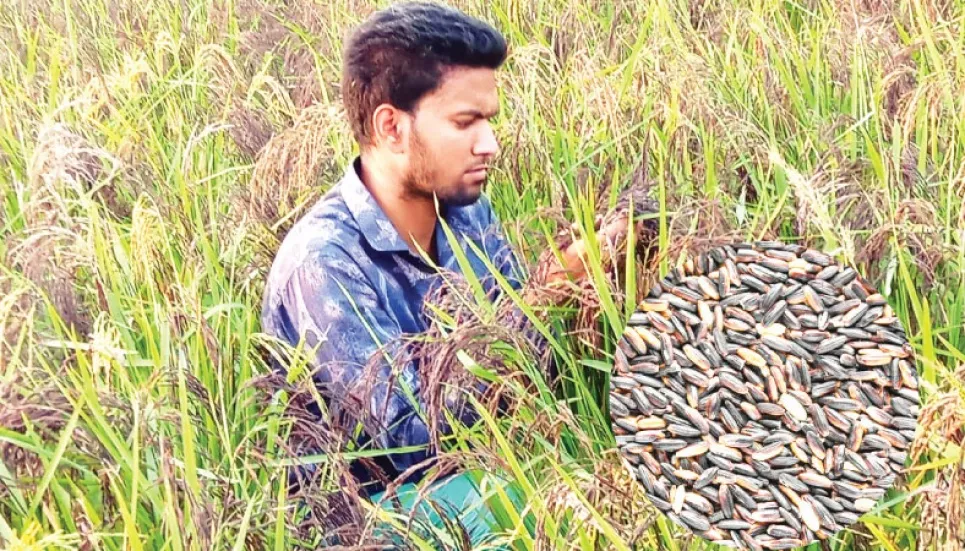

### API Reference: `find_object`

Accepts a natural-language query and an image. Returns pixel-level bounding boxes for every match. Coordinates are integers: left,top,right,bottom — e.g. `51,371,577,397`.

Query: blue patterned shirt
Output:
260,156,527,490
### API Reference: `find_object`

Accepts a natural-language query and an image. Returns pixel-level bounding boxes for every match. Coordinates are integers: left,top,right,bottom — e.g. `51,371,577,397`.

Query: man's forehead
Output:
423,67,499,113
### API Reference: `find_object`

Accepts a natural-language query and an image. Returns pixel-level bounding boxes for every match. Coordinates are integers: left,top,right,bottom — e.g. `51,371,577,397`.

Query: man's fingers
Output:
602,215,629,241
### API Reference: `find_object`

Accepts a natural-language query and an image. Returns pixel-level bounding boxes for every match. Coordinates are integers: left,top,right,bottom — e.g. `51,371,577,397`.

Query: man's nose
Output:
473,122,499,159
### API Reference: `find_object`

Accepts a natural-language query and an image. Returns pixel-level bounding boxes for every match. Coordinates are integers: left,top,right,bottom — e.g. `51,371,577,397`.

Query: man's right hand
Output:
550,212,631,285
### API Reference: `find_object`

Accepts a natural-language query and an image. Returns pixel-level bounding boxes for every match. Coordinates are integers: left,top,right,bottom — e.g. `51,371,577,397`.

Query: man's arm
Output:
475,199,577,385
478,198,633,385
279,251,437,476
480,197,627,309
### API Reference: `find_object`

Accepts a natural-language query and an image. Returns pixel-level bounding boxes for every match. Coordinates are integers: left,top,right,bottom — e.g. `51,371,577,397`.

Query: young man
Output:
260,0,629,543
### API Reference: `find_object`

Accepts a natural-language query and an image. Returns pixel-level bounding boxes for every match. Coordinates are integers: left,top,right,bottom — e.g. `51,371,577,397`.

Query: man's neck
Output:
357,153,439,262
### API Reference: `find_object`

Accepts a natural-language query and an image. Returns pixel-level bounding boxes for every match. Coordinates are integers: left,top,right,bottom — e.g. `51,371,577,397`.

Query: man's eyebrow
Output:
453,108,499,118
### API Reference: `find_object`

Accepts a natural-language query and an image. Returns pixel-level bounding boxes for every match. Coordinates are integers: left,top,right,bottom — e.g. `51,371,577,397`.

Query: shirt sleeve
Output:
278,250,434,475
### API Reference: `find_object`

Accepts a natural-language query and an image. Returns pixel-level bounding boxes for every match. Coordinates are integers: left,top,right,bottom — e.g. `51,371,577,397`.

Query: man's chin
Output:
441,188,484,208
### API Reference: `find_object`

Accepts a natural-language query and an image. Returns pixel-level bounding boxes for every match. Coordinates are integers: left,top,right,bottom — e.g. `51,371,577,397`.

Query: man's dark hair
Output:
341,1,508,148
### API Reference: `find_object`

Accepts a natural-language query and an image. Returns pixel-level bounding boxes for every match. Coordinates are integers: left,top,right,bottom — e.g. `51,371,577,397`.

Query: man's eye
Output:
456,120,473,129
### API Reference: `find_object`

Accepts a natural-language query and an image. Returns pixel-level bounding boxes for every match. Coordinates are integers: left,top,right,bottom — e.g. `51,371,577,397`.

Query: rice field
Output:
1,0,963,549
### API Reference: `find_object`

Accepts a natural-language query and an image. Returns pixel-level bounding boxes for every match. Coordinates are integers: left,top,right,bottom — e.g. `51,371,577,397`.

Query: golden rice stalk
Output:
770,148,857,263
10,123,123,337
0,276,38,371
129,194,170,287
0,519,82,550
228,106,275,159
247,103,345,226
539,453,656,547
912,370,965,551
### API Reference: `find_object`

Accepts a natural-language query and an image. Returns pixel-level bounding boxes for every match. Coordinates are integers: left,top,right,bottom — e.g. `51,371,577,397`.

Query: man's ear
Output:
372,104,407,154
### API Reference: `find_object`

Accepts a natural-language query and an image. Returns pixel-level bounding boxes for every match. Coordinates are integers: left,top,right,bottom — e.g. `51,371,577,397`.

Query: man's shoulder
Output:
263,183,366,294
289,185,357,242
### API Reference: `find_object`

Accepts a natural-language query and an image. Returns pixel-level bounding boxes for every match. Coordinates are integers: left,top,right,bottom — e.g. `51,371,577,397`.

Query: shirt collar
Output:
339,156,477,257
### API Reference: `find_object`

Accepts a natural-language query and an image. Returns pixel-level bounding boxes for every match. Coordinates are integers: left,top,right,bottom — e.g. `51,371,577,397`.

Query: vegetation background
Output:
0,0,963,549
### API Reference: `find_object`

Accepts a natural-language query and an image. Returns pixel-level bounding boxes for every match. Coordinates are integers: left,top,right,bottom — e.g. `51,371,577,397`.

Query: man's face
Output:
399,66,500,207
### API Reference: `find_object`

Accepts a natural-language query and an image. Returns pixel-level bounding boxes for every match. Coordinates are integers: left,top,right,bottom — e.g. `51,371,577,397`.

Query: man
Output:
260,0,630,543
